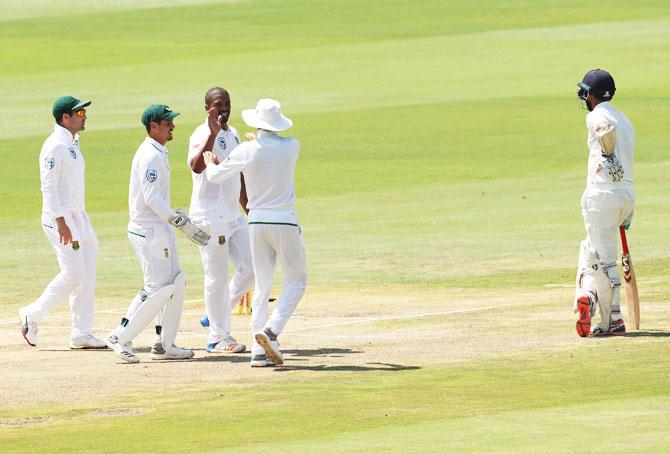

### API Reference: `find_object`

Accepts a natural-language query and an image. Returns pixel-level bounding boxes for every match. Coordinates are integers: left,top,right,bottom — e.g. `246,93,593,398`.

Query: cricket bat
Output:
619,226,640,330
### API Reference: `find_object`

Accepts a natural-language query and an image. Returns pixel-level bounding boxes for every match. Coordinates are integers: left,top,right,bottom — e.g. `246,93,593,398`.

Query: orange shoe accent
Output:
576,296,591,337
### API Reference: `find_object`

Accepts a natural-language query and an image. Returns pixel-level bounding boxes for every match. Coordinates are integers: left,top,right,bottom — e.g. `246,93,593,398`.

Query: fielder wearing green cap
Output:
106,103,209,364
19,96,107,350
141,104,180,130
52,95,91,123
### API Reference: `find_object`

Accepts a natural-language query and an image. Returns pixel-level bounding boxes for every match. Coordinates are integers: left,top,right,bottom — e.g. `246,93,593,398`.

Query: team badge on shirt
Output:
44,157,55,170
146,169,158,182
218,135,226,149
68,148,77,159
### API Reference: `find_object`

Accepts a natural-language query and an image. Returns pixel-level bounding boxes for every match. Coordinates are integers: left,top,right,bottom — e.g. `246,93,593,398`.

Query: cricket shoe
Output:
250,353,276,368
106,335,140,364
207,336,246,353
150,342,194,360
575,295,595,338
200,315,210,328
69,334,108,350
254,327,283,365
19,308,37,346
590,318,626,337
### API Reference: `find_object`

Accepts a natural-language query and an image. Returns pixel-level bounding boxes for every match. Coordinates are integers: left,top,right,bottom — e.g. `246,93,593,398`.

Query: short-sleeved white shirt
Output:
188,121,242,222
585,102,634,188
39,124,86,218
129,137,175,225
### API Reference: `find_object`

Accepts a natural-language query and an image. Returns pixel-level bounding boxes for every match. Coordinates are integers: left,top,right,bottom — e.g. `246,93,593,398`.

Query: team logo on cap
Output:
68,148,77,159
218,136,226,149
604,91,611,98
146,169,158,182
44,157,55,170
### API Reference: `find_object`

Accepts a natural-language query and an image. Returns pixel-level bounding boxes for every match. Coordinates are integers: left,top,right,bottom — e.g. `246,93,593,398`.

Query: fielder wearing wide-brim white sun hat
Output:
242,98,293,132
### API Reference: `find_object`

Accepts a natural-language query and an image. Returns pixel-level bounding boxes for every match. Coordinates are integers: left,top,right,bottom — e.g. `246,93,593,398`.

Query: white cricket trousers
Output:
127,222,180,297
249,223,307,355
125,222,180,335
25,212,98,339
200,221,254,344
580,186,635,314
581,187,635,265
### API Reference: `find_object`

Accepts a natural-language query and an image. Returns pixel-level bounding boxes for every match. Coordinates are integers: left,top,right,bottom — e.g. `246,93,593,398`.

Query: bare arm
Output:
55,216,72,245
190,107,222,174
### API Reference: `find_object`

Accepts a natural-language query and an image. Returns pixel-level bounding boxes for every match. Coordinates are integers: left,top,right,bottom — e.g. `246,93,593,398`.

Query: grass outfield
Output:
1,0,670,451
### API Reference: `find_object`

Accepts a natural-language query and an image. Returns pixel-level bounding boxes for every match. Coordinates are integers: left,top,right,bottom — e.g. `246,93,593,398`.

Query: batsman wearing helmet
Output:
574,69,635,337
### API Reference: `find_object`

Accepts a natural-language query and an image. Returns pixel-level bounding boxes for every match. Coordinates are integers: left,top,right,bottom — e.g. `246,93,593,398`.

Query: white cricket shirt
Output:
129,137,176,225
585,102,634,188
39,124,86,218
205,130,300,224
188,121,242,221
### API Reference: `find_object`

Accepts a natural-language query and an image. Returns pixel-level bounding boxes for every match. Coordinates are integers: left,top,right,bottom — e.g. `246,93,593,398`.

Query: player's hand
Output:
206,107,223,135
623,210,633,230
55,217,72,245
203,151,219,165
245,132,257,141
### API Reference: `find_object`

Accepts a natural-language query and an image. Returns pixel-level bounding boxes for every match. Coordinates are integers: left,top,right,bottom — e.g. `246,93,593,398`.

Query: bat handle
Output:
619,225,630,255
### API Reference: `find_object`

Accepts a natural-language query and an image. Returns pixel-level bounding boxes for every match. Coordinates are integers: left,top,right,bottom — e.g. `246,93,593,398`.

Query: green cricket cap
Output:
141,104,180,127
52,95,91,121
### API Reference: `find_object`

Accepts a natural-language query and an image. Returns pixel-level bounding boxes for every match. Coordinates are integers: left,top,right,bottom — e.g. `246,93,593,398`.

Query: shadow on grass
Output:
623,329,670,338
282,347,364,357
191,354,251,364
274,362,421,372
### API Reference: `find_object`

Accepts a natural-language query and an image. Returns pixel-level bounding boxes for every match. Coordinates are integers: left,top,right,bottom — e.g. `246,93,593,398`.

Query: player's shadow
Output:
623,329,670,338
191,353,251,363
274,362,421,372
282,347,364,357
271,348,420,372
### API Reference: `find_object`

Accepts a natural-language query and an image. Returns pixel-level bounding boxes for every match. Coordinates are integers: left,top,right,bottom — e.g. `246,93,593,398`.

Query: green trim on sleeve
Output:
42,223,54,229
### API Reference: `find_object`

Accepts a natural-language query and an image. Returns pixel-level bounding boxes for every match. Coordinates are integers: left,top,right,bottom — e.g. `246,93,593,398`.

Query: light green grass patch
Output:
2,342,669,452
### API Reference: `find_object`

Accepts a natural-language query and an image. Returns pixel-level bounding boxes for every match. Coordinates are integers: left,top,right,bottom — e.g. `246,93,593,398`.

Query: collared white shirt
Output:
586,102,635,187
129,137,176,224
188,121,242,221
205,130,300,224
39,124,86,218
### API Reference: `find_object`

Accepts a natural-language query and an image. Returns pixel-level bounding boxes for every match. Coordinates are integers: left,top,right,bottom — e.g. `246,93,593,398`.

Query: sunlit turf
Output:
1,0,669,451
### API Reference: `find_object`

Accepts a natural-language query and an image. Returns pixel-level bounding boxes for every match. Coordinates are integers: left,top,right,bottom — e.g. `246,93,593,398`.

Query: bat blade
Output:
620,226,640,330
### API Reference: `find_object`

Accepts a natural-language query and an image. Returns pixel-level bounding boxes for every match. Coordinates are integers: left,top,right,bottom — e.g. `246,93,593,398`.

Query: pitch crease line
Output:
287,303,520,333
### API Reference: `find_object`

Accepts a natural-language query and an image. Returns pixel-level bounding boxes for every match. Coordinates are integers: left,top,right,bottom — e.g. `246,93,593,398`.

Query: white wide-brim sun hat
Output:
242,98,293,132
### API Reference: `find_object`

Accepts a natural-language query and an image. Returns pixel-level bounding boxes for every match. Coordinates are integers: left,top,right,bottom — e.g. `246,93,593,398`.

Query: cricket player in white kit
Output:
204,99,307,367
188,87,254,353
19,96,106,350
574,69,635,337
106,104,210,363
